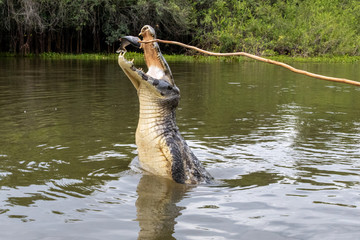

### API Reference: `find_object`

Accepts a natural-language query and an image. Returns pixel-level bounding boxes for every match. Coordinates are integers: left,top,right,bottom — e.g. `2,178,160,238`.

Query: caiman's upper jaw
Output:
118,52,141,90
138,26,175,86
118,52,179,98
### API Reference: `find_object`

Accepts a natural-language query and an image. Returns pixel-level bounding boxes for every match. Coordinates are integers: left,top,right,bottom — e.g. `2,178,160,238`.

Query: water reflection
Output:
136,174,190,239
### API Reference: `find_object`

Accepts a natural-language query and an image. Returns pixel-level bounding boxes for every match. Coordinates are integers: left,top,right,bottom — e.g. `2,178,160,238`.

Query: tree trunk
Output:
77,30,82,54
40,33,45,53
61,33,65,52
35,33,39,54
56,32,61,52
80,30,82,53
70,31,74,53
65,30,69,53
19,28,24,55
47,32,52,52
77,30,80,54
10,30,18,54
97,31,101,52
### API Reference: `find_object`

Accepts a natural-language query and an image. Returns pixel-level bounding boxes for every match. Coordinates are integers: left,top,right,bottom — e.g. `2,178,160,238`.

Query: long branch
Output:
140,39,360,87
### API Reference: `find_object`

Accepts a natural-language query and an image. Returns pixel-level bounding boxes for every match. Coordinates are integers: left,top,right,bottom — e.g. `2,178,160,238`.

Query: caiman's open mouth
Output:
118,52,179,98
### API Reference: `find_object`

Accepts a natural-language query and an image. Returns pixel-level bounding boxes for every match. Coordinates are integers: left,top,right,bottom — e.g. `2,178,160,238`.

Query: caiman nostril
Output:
153,79,159,86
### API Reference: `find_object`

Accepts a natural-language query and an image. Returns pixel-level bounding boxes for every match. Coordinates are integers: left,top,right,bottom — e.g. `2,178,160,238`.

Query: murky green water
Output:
0,57,359,239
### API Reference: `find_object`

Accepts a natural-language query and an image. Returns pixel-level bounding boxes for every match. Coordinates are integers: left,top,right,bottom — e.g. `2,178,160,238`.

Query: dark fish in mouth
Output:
116,36,141,53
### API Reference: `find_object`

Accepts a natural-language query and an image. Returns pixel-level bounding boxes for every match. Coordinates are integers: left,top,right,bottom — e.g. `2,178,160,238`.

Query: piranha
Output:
117,25,212,184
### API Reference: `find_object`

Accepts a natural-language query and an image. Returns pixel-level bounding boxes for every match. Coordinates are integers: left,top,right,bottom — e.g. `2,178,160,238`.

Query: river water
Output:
0,57,359,240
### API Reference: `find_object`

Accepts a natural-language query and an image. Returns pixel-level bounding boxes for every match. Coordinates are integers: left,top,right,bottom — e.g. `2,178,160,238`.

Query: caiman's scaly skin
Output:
118,25,212,184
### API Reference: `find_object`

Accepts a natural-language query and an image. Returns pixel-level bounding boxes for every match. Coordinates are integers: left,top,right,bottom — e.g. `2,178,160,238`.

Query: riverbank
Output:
1,52,360,63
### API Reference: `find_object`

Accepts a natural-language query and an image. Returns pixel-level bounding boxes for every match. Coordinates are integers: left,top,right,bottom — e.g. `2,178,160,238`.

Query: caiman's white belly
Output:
136,122,172,178
135,86,174,178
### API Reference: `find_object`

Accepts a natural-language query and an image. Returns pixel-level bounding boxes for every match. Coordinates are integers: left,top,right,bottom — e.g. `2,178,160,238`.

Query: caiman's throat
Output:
117,25,212,184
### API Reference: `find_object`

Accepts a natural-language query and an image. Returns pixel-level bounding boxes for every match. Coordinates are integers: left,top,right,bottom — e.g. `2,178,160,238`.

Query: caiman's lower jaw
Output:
118,52,180,98
118,52,142,90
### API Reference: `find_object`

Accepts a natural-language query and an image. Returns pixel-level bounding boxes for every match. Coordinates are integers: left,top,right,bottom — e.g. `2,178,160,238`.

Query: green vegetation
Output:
3,52,355,63
0,0,359,57
0,51,245,63
196,0,360,57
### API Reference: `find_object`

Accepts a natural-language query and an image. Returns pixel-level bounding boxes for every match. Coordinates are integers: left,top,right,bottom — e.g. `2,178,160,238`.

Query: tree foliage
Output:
0,0,359,56
0,0,194,54
194,0,360,56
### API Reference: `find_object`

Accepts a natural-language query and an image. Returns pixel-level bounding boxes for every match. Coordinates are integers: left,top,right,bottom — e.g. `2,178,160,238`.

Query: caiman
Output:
117,25,212,184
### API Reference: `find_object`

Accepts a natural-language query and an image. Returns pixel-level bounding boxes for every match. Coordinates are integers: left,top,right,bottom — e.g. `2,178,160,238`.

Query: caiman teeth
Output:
130,59,134,63
118,51,125,57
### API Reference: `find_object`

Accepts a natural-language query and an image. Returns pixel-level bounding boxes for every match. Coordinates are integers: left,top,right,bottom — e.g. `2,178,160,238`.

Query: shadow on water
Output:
223,171,284,189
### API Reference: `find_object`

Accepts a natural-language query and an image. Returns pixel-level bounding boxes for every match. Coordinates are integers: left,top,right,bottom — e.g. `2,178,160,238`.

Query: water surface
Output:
0,57,359,239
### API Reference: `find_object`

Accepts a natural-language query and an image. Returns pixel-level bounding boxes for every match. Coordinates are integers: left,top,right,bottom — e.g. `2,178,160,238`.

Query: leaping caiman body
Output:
117,25,212,184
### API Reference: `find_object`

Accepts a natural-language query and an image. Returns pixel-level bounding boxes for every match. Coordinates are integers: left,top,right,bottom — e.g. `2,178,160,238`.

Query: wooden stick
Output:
140,39,360,87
